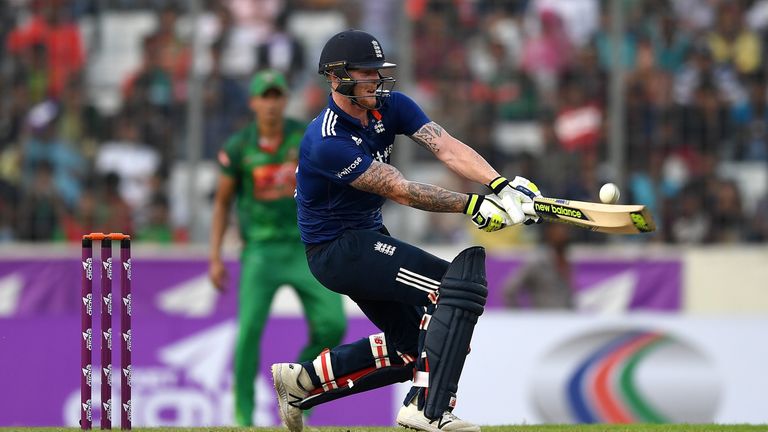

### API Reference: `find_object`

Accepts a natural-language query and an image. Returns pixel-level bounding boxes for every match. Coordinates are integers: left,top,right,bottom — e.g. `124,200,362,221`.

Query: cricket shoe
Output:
396,400,480,432
271,363,311,432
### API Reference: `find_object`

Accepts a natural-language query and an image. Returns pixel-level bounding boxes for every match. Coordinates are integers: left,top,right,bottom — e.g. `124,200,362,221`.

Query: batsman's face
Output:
251,89,287,123
349,68,380,110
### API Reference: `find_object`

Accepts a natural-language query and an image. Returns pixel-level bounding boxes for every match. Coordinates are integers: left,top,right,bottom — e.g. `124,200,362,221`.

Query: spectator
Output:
707,2,762,75
0,74,28,145
521,8,573,103
94,116,161,212
14,43,50,103
553,75,602,154
255,11,305,84
56,76,105,161
673,44,746,107
667,185,711,244
748,193,768,242
122,34,176,157
21,100,86,208
648,13,691,73
0,179,19,242
412,3,467,90
731,77,768,161
503,223,574,309
203,38,250,159
95,172,133,235
153,4,191,101
58,181,98,242
6,0,85,98
677,79,730,154
123,34,174,112
709,179,746,243
16,161,64,241
592,5,636,71
135,193,175,243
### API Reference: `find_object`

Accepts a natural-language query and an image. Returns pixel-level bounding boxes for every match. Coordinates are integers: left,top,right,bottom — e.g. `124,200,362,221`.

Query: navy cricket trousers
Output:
302,228,450,389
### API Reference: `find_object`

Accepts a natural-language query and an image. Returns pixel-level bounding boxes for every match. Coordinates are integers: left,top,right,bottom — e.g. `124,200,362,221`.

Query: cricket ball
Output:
599,183,621,204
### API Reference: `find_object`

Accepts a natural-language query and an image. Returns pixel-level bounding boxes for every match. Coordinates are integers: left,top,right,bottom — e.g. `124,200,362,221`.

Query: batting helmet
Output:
318,29,396,103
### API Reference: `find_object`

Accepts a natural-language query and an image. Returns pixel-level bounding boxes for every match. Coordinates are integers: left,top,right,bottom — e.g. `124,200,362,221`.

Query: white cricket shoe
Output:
396,400,480,432
271,363,310,432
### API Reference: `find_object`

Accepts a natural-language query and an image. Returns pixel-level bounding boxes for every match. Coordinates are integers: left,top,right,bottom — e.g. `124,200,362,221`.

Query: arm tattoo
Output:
350,161,403,198
409,121,444,153
404,181,467,212
350,161,467,213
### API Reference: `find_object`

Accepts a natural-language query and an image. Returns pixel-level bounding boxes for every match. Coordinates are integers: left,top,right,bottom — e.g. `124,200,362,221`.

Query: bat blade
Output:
522,197,656,234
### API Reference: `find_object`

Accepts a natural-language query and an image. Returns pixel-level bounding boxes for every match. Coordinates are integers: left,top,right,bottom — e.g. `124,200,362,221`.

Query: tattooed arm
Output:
409,121,500,185
350,160,468,213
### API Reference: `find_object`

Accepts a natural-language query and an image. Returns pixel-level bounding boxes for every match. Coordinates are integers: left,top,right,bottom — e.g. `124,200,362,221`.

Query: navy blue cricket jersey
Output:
296,92,430,244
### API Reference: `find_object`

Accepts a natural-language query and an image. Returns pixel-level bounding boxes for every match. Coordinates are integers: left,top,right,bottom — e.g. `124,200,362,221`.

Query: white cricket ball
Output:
599,183,621,204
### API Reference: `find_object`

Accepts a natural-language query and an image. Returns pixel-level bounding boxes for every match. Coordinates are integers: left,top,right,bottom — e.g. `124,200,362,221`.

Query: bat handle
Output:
522,202,536,216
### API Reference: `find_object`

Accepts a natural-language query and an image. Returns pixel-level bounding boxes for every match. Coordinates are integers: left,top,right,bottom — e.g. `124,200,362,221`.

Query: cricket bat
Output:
521,197,656,234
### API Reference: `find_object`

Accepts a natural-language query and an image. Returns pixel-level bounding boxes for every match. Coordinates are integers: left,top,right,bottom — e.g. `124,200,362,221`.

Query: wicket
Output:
81,233,132,430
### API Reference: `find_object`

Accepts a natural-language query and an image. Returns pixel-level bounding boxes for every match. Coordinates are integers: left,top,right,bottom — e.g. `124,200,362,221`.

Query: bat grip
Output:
522,202,536,216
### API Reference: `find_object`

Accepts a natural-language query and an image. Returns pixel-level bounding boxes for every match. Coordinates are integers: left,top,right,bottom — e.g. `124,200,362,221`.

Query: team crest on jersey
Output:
374,241,396,256
374,120,385,134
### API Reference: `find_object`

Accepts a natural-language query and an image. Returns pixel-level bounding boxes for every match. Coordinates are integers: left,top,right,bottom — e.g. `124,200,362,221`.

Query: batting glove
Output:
464,193,511,232
488,176,543,225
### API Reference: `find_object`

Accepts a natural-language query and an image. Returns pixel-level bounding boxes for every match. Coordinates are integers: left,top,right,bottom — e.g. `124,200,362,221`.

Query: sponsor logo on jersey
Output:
336,157,363,178
373,144,393,163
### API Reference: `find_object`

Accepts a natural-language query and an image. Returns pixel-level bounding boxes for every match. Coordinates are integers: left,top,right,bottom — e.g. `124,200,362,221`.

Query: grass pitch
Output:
3,426,767,432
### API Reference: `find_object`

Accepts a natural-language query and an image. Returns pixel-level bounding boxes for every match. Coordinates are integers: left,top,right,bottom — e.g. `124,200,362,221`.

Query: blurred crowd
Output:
1,0,767,244
411,0,768,244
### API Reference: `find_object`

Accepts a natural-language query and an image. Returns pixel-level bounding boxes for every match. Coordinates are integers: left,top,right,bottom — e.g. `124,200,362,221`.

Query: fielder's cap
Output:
249,69,289,96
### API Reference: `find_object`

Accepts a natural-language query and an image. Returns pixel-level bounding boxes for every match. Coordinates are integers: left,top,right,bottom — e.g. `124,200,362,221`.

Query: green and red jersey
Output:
218,119,305,243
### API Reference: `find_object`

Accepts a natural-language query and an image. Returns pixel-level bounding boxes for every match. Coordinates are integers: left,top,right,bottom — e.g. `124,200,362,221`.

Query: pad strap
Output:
312,349,339,391
369,333,391,369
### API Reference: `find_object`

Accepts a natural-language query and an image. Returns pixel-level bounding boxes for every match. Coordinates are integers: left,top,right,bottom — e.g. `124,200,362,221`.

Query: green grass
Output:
2,426,767,432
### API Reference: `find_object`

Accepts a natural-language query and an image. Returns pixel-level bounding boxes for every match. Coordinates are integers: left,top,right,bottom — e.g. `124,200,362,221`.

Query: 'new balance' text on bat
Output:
521,197,656,234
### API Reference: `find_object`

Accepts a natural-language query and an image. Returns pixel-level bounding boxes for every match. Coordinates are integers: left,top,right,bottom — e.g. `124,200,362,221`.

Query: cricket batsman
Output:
271,30,542,432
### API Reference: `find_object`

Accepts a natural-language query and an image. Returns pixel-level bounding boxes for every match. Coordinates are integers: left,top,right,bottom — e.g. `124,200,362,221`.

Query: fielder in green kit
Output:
209,69,346,426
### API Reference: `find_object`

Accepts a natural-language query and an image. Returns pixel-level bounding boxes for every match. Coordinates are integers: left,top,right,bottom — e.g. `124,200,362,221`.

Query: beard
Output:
355,94,378,109
352,84,379,109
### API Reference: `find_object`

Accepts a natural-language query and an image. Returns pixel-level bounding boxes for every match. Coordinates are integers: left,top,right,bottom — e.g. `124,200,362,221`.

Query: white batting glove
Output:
464,193,512,232
488,175,543,225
